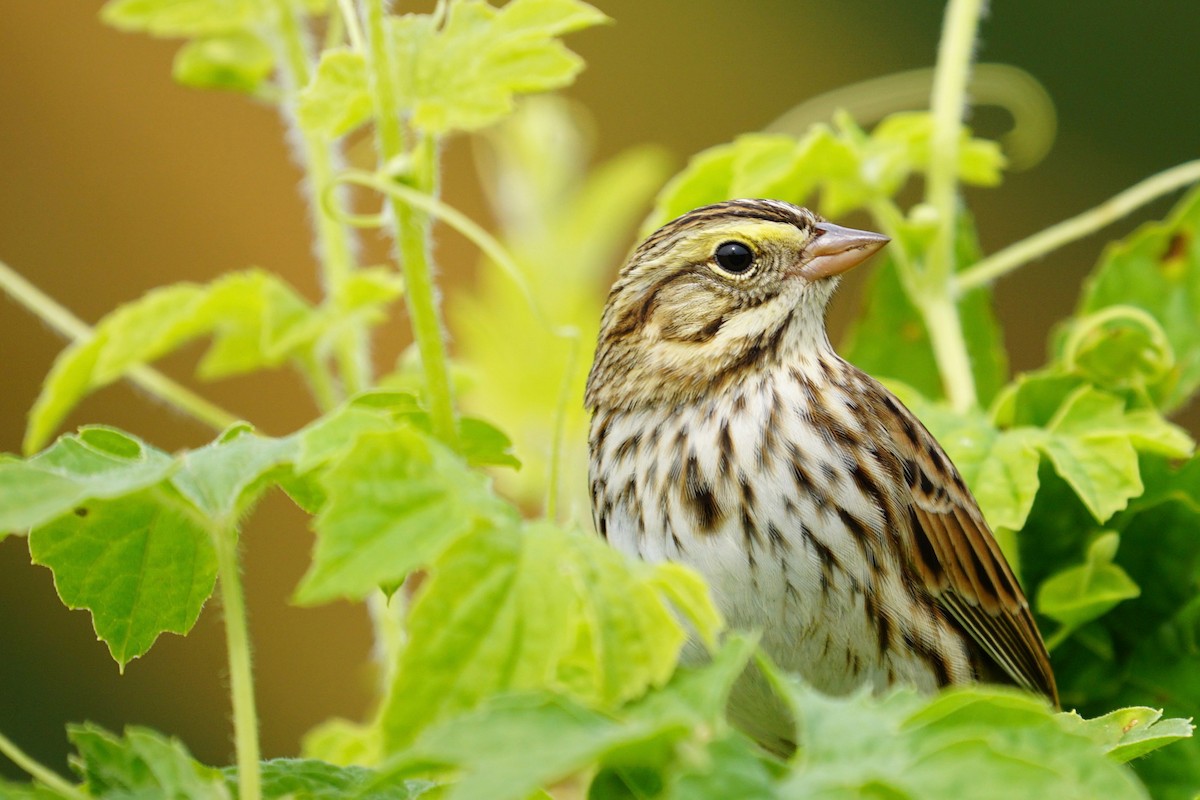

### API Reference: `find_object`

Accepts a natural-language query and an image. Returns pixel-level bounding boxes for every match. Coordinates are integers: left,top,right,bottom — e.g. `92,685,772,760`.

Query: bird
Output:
585,198,1056,752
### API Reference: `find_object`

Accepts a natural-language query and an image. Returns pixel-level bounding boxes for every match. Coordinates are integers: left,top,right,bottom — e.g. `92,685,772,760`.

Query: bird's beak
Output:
798,223,890,281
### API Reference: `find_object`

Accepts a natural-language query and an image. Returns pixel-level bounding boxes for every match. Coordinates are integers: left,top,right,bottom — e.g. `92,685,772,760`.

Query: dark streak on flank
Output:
683,452,723,532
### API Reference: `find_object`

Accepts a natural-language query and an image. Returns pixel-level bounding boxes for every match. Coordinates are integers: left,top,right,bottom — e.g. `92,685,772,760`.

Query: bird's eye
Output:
714,241,754,274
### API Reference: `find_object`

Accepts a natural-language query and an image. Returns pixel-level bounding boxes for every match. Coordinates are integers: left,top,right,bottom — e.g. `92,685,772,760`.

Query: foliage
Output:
1,1,1198,799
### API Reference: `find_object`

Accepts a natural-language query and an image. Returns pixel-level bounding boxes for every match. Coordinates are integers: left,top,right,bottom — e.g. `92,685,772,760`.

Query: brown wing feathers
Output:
883,389,1059,706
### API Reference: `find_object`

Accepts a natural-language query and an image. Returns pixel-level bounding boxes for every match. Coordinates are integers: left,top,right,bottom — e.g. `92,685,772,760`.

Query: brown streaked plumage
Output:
586,199,1056,752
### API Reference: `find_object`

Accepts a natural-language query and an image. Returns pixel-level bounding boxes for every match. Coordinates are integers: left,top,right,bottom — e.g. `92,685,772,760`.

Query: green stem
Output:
0,258,240,440
213,519,261,800
268,0,370,402
958,159,1200,291
920,0,985,411
360,0,457,443
331,171,582,513
0,731,89,800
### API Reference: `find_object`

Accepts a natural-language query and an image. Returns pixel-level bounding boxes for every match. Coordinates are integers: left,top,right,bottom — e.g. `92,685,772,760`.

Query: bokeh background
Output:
2,0,1198,779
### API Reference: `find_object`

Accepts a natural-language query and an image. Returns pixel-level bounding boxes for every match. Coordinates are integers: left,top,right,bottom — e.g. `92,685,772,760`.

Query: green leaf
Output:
1060,707,1195,764
379,522,715,749
380,638,755,800
772,682,1147,799
25,271,309,453
29,486,217,667
0,428,174,534
1038,386,1194,522
661,732,777,799
298,48,373,137
1038,532,1141,633
171,426,297,518
68,723,229,799
389,0,610,133
301,718,380,768
648,111,1004,230
226,759,433,799
1079,184,1200,411
100,0,261,37
294,427,512,604
172,31,274,93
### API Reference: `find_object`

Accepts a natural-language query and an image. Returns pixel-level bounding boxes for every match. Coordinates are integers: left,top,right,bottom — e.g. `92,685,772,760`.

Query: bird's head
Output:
586,199,888,410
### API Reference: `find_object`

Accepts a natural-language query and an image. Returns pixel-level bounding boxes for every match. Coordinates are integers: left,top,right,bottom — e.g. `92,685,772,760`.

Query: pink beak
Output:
798,223,890,280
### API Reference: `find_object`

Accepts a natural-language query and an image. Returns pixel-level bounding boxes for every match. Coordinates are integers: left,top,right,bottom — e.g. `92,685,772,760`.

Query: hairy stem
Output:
269,0,369,402
360,0,457,443
0,258,240,445
331,171,582,513
920,0,986,411
0,731,89,800
958,159,1200,291
213,519,261,800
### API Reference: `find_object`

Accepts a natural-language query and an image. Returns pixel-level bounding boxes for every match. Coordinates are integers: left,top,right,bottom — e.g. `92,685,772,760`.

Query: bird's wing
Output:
877,391,1058,705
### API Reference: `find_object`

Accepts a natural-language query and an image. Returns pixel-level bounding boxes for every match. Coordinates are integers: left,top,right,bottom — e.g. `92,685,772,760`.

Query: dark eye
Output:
714,241,754,274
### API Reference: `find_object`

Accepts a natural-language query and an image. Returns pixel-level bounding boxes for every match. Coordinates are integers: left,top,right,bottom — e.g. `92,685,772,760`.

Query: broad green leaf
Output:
68,723,229,799
0,428,174,534
26,271,303,453
380,522,713,749
661,732,776,800
648,111,1004,230
0,780,64,799
1039,386,1194,522
389,0,609,133
844,214,1008,405
100,0,261,37
772,682,1147,799
226,759,433,799
1079,184,1200,411
380,638,755,800
298,48,373,137
1060,707,1195,764
172,31,274,93
29,486,217,667
294,427,512,604
1037,532,1141,632
171,426,297,518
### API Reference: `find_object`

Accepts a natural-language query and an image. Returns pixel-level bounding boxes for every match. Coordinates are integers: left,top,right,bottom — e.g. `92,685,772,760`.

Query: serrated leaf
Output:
389,0,609,133
1079,184,1200,411
1038,532,1141,631
298,48,373,136
29,486,217,667
172,31,274,93
68,723,229,799
648,111,1004,231
380,639,755,800
0,428,175,534
100,0,261,37
1039,386,1194,522
25,271,303,453
1060,707,1195,764
294,427,512,604
380,522,706,749
770,682,1147,800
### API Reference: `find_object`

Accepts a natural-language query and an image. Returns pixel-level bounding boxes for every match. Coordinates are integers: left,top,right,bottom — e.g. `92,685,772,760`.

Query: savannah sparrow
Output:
585,199,1056,751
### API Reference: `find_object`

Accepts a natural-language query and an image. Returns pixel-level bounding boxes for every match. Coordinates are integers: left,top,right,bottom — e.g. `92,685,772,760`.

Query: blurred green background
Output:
1,0,1198,779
